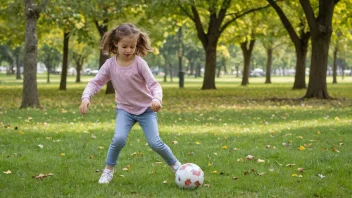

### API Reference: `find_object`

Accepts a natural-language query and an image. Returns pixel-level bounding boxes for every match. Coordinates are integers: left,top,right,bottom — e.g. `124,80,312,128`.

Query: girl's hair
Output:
100,23,153,57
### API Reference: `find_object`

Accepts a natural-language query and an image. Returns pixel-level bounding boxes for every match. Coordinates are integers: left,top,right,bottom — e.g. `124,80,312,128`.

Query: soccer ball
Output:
175,163,204,189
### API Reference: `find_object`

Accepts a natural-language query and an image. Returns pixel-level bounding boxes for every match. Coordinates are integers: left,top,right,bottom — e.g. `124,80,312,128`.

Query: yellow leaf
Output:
298,146,306,151
292,174,298,177
122,165,130,171
211,170,217,174
61,153,65,156
221,145,227,149
332,148,340,153
195,141,201,145
296,136,303,139
208,163,212,166
257,159,265,163
317,131,321,135
3,170,12,174
19,131,24,135
99,146,104,150
172,140,178,144
286,164,296,167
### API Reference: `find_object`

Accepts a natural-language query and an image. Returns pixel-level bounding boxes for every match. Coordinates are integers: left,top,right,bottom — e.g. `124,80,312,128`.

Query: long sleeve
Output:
81,61,111,100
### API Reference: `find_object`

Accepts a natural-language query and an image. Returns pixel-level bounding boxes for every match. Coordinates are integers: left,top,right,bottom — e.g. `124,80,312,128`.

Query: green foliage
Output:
1,75,352,197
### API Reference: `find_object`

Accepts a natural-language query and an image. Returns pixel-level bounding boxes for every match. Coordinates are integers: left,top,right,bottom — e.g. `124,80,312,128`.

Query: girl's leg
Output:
105,109,135,168
137,108,179,166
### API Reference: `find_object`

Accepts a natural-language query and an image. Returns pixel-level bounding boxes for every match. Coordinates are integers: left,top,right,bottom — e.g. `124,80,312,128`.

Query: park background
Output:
1,0,352,197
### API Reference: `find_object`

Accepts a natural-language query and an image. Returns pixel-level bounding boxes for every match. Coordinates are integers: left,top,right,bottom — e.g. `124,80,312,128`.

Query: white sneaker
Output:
170,161,182,173
98,169,114,184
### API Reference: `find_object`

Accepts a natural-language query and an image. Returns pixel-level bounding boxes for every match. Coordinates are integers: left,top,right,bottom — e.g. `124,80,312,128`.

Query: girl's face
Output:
116,34,138,60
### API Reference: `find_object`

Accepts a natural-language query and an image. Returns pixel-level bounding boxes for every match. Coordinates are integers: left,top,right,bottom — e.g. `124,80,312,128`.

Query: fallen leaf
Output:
331,148,340,153
3,170,12,174
60,153,65,156
19,131,24,135
203,184,211,187
38,144,43,149
317,131,321,135
246,155,254,160
232,177,239,180
195,141,201,145
298,146,306,151
257,159,265,163
286,164,296,167
221,145,227,149
90,155,94,159
122,165,130,171
163,180,168,184
99,146,104,150
318,174,325,179
211,170,217,174
172,140,178,144
32,173,54,179
297,168,304,172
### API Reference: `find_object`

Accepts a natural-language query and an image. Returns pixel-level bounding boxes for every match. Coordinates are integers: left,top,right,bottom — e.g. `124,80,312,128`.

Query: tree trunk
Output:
95,20,114,94
293,49,308,89
201,46,217,89
304,36,331,98
59,32,70,90
15,53,21,80
301,0,338,99
332,45,338,84
265,48,272,84
47,66,50,83
240,40,256,86
21,0,43,109
76,62,82,83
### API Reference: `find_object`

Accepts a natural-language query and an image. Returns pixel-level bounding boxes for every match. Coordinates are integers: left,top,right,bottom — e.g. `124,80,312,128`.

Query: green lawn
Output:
1,74,352,197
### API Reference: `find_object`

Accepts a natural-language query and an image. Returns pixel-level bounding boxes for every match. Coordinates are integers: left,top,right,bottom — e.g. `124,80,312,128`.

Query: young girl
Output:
79,23,181,184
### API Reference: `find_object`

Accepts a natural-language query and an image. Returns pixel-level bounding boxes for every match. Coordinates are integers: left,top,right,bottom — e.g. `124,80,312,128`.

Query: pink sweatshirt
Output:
81,55,162,115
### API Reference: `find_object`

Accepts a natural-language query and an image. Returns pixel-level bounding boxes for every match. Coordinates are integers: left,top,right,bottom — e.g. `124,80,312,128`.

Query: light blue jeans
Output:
105,108,178,167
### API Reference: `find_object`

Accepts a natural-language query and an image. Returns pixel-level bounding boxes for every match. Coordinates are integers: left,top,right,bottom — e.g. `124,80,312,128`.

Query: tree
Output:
176,0,270,89
267,0,310,89
330,1,352,84
38,44,61,83
300,0,340,99
0,1,25,80
21,0,49,109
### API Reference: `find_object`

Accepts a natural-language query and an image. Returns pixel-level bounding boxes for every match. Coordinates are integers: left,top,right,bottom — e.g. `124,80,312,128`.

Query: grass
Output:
1,74,352,197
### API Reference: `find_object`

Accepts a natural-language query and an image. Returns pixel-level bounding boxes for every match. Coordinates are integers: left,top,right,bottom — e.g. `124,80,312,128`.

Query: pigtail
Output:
136,31,153,57
100,28,119,56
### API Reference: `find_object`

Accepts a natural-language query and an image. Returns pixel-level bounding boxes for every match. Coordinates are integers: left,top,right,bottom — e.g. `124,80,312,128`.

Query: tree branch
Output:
267,0,300,46
177,1,194,22
191,5,207,47
220,4,271,33
299,0,316,34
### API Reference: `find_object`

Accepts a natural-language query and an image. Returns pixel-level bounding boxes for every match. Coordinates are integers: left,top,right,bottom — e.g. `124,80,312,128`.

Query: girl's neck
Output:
116,55,135,67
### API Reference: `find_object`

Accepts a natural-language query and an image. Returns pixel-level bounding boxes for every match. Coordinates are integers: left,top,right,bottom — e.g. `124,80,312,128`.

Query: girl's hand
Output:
150,100,161,112
80,98,90,114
